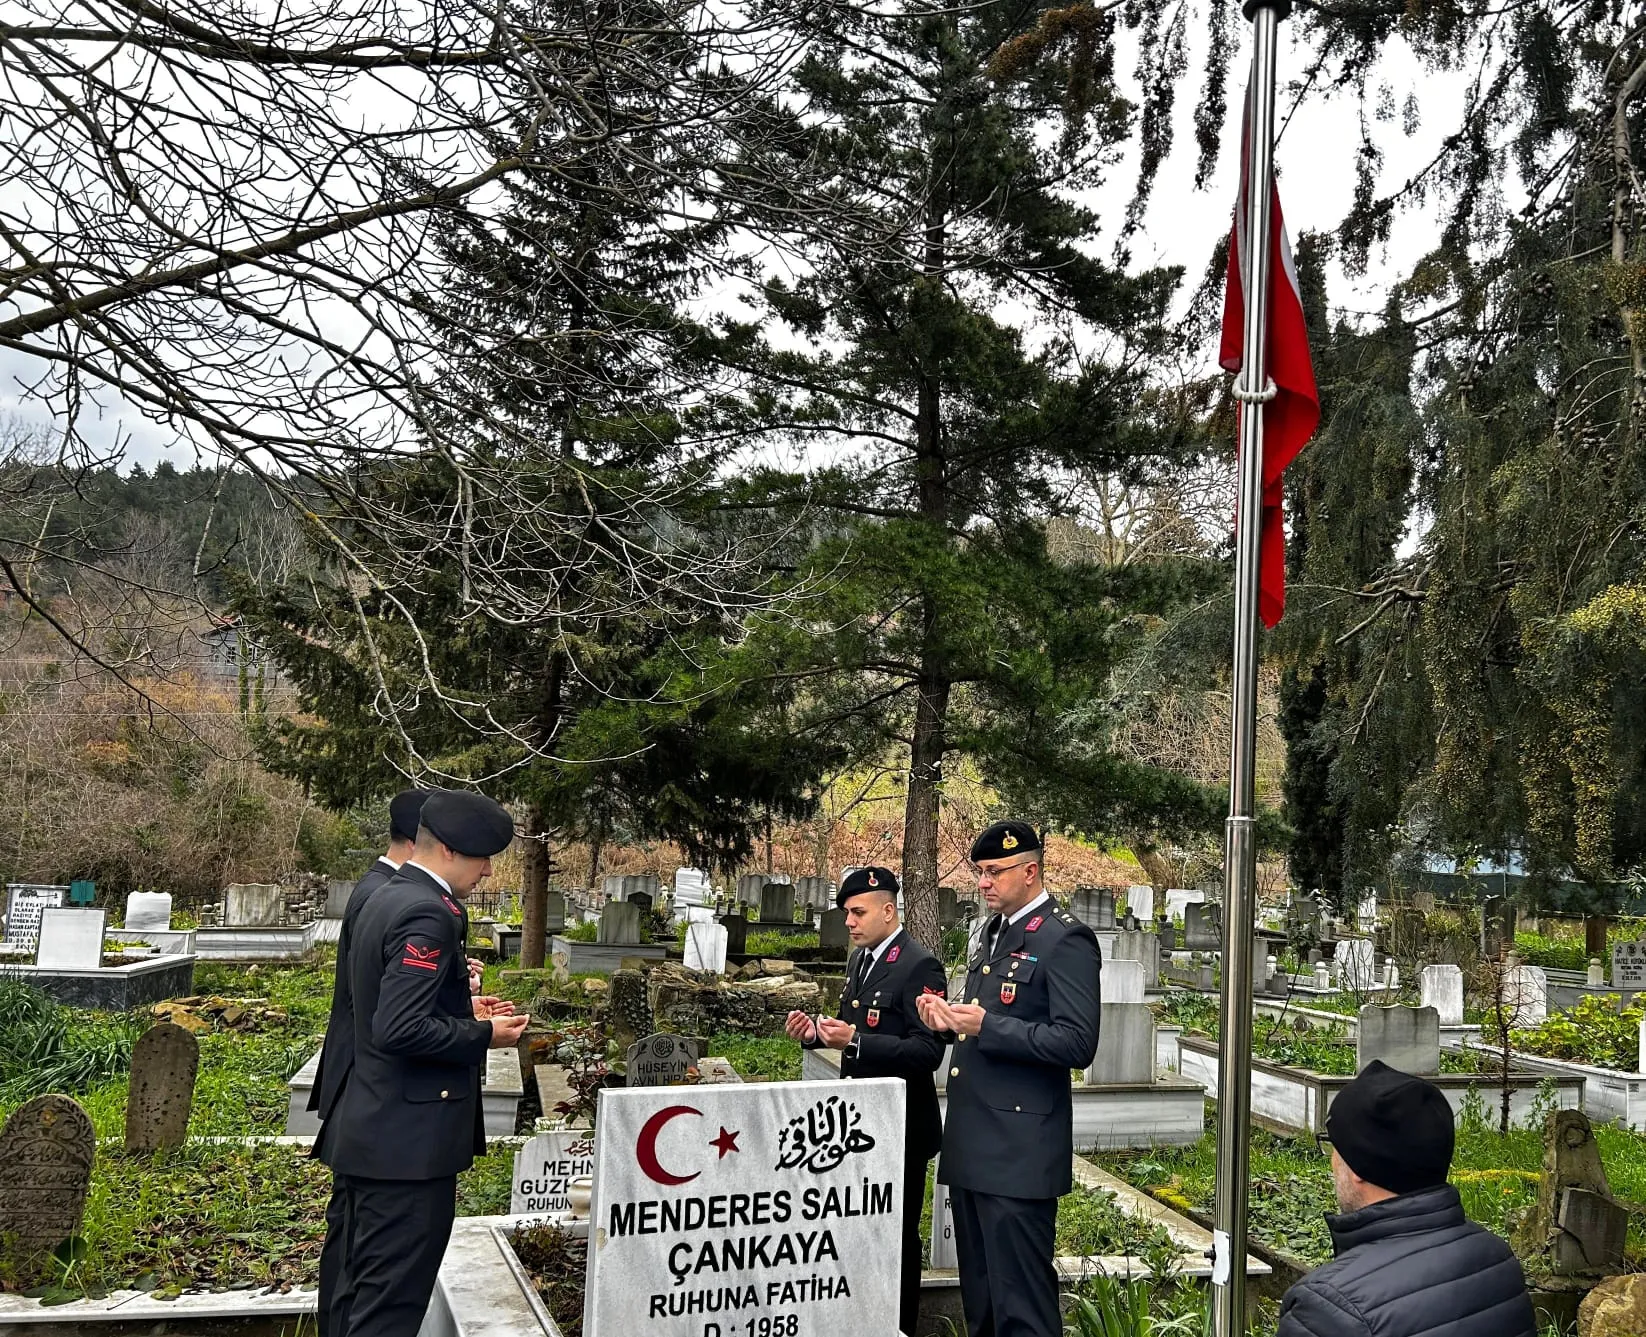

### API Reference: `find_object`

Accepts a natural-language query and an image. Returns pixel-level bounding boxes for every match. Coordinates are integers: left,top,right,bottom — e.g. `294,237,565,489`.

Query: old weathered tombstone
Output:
1183,902,1219,950
759,881,794,924
1482,896,1515,959
625,1033,697,1087
735,872,766,905
585,1079,905,1334
598,900,643,946
124,1022,199,1153
321,879,353,919
819,908,849,953
511,1127,596,1216
1419,963,1465,1026
3,884,67,949
1356,1005,1440,1076
35,908,105,969
0,1095,96,1280
601,873,627,901
543,891,567,933
682,920,728,974
1086,960,1153,1085
1516,1110,1628,1275
796,876,831,910
124,891,173,933
224,882,284,927
1113,928,1158,990
606,969,653,1053
1612,939,1646,990
718,909,748,956
628,890,654,919
937,887,959,927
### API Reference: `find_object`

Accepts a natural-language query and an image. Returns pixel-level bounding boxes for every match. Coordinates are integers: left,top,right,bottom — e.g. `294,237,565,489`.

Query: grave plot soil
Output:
0,1141,516,1298
510,1224,586,1337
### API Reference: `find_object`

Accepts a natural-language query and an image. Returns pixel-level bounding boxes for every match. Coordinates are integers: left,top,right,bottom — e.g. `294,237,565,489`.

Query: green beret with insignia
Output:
970,820,1043,862
838,866,898,907
419,790,515,858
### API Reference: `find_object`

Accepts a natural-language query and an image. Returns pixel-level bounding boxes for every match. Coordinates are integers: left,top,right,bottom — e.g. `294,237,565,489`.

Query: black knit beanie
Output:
1325,1060,1454,1195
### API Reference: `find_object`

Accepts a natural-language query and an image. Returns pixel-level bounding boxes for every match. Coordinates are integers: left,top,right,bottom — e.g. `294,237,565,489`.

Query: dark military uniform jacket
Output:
936,895,1101,1199
310,857,398,1117
804,929,947,1160
316,863,492,1181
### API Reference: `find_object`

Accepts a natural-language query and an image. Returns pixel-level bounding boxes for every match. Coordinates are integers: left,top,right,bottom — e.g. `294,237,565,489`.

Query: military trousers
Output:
325,1172,457,1337
950,1187,1059,1337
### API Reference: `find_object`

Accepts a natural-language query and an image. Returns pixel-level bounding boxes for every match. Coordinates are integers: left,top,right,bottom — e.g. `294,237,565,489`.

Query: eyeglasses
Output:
1314,1132,1332,1156
970,857,1036,880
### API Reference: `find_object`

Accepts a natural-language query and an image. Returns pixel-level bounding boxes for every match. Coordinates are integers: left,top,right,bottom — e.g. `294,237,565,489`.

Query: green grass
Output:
1,1140,516,1295
745,930,819,956
704,1032,802,1082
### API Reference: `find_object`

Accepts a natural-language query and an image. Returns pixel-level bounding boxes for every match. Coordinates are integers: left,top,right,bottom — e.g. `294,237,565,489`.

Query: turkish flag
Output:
1219,98,1319,628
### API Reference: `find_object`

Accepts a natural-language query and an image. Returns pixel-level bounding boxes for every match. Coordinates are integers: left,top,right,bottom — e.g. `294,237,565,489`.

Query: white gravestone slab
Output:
4,884,66,947
1504,965,1548,1026
930,1178,957,1269
586,1078,904,1336
123,891,173,934
1126,885,1155,920
684,921,729,974
1419,964,1464,1026
1336,938,1377,991
224,883,283,928
1101,959,1147,1004
35,908,106,970
1613,940,1646,990
1163,888,1204,920
511,1128,596,1216
627,1034,697,1088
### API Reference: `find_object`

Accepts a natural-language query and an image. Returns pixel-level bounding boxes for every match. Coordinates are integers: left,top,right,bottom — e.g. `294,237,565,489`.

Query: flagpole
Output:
1212,2,1287,1335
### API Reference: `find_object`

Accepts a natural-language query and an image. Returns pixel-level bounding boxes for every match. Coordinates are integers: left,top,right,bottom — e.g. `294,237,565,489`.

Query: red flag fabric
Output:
1220,117,1319,628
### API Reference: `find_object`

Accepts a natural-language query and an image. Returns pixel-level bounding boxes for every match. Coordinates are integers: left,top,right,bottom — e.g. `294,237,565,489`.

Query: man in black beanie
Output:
1276,1060,1536,1337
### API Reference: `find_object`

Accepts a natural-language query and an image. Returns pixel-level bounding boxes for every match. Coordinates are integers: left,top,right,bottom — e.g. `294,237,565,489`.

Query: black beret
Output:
837,866,898,907
419,790,515,858
1326,1060,1454,1195
970,821,1042,862
389,789,433,843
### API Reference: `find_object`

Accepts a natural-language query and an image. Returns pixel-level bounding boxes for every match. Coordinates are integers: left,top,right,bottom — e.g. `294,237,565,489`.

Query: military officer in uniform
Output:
318,790,530,1337
784,866,946,1337
313,788,427,1336
917,822,1101,1337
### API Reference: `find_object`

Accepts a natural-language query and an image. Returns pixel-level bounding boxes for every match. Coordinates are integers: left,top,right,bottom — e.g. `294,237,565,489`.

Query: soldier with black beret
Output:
318,790,530,1337
917,822,1101,1337
784,866,946,1337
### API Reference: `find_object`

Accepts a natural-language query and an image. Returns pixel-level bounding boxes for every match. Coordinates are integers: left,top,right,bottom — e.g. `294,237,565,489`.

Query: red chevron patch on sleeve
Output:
401,943,441,971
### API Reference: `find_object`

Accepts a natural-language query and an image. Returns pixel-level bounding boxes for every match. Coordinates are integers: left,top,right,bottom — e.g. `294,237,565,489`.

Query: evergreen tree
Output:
728,1,1217,946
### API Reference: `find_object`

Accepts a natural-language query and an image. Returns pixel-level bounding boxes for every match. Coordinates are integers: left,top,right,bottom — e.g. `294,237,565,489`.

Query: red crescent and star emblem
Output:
635,1105,742,1185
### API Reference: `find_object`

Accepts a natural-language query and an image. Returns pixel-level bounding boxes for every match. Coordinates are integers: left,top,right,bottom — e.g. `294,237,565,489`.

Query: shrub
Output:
1512,932,1588,973
1511,993,1645,1069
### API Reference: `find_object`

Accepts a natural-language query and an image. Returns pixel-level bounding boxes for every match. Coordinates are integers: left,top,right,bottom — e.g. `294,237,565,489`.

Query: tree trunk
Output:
519,651,566,969
1586,914,1609,961
520,800,551,969
902,636,950,953
587,819,605,890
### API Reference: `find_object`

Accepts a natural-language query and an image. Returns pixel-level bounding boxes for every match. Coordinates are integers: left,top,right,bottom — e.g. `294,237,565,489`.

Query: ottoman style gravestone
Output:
125,1022,200,1153
0,1095,96,1282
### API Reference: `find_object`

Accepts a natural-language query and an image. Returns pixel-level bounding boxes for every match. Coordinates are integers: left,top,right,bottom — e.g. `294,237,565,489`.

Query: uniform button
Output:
1014,1105,1021,1112
440,1090,449,1099
852,999,860,1007
950,1067,959,1077
957,1034,966,1043
982,965,991,974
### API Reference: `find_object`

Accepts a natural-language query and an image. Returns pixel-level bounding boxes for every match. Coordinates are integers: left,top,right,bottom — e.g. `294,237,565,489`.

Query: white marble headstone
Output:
1126,885,1155,920
1613,940,1646,990
683,921,729,974
3,884,66,946
35,907,106,969
1504,964,1548,1026
930,1178,957,1269
1101,958,1147,1004
512,1128,596,1216
1336,938,1377,991
586,1079,904,1336
1419,963,1464,1026
124,891,173,934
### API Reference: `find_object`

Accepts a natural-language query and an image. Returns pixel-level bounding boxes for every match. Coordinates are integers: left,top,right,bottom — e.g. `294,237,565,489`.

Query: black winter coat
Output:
1276,1184,1536,1337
